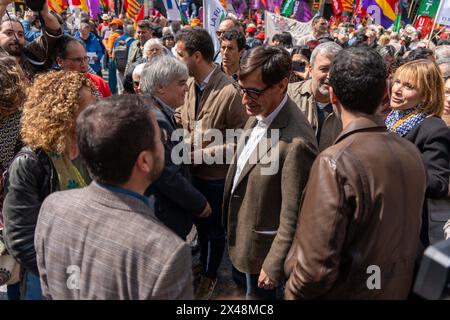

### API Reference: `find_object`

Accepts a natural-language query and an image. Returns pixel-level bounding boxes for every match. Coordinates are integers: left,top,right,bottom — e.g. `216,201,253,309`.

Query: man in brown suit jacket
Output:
223,45,318,300
35,96,193,300
175,27,248,300
284,48,427,300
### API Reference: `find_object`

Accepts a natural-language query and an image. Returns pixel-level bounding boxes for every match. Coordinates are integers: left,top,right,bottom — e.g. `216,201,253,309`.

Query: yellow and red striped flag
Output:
124,0,141,20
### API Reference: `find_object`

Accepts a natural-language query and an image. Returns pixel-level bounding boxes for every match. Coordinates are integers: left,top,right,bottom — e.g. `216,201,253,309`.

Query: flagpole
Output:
427,0,444,47
408,0,415,20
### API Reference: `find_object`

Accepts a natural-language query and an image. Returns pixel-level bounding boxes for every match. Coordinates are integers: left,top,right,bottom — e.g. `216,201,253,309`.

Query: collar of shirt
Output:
255,94,288,128
96,182,150,207
154,96,175,115
195,65,217,91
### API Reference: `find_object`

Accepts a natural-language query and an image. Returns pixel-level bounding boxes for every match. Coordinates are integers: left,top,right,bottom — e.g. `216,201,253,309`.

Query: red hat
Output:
246,26,256,34
255,32,265,40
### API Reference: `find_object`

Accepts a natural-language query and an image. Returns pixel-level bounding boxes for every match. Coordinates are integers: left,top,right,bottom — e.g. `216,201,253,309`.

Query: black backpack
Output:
113,37,134,72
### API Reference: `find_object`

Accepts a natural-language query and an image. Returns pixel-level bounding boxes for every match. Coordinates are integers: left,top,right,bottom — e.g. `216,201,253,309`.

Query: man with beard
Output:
35,96,193,299
0,0,62,80
287,42,343,151
297,16,330,47
126,19,155,73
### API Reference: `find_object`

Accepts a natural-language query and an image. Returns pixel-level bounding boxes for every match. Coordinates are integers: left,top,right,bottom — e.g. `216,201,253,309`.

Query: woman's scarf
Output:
385,108,427,137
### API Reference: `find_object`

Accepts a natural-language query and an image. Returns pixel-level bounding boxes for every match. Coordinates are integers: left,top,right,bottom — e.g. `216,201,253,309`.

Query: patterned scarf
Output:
0,112,21,171
385,108,427,137
48,153,87,191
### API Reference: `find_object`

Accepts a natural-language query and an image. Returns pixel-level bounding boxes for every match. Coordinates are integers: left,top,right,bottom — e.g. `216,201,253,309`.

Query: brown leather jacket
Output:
284,116,427,299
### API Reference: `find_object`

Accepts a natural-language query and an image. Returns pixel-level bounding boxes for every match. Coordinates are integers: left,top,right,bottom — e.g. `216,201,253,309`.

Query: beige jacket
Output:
175,67,248,180
287,79,342,151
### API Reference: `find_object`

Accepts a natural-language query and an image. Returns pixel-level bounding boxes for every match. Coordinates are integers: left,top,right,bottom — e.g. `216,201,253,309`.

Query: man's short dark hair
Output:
406,48,434,62
329,47,387,115
56,35,85,59
77,95,157,185
175,27,214,62
137,19,152,30
239,45,292,87
0,15,24,31
220,30,246,51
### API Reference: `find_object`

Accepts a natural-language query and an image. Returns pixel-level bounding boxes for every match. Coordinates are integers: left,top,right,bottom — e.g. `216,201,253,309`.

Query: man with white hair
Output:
140,56,211,240
123,39,167,94
287,42,343,151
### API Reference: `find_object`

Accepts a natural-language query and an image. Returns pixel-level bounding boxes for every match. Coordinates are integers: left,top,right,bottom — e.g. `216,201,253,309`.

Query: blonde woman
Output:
2,71,96,300
386,59,450,246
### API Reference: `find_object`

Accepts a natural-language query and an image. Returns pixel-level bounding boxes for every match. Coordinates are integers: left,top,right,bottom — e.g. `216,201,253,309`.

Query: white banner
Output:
163,0,182,22
436,0,450,26
265,11,314,46
203,0,228,52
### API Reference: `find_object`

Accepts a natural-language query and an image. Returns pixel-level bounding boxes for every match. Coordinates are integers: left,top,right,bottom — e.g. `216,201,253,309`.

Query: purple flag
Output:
198,6,203,22
362,0,396,29
250,0,260,10
267,0,276,11
87,0,100,19
294,0,313,22
232,0,248,15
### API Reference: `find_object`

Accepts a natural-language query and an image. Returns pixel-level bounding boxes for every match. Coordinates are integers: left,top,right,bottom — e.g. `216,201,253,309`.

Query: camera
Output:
25,0,46,12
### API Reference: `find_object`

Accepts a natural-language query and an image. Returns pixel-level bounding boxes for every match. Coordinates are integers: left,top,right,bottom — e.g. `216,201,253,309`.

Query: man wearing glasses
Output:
223,45,318,299
56,36,112,98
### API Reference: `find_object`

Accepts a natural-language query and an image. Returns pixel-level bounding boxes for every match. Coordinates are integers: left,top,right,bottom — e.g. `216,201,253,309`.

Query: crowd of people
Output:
0,0,449,301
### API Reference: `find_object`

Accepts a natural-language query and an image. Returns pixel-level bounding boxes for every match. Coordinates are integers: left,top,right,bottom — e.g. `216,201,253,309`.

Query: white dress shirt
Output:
231,95,288,193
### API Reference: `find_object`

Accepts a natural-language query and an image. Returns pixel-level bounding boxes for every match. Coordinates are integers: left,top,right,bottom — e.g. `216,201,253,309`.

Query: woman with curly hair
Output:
2,71,96,300
0,54,26,300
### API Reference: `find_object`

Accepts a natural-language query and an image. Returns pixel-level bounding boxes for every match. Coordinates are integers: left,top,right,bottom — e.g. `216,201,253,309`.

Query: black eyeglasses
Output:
233,81,272,100
65,56,89,64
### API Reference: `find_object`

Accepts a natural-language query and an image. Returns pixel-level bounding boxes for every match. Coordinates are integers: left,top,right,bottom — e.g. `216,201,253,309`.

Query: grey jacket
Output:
35,182,193,300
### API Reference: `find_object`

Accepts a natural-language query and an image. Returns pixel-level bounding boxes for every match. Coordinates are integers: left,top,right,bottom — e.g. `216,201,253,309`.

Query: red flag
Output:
274,6,281,15
331,0,344,16
414,16,435,39
135,5,144,22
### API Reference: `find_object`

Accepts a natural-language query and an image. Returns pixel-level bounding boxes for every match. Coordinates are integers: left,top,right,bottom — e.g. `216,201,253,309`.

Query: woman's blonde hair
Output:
21,71,95,153
0,54,26,118
394,59,445,116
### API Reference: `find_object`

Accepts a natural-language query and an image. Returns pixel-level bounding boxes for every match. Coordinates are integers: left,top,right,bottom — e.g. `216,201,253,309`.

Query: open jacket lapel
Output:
232,102,290,193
